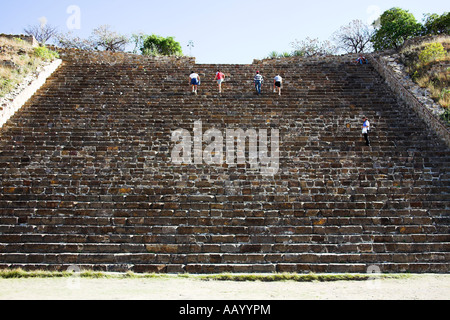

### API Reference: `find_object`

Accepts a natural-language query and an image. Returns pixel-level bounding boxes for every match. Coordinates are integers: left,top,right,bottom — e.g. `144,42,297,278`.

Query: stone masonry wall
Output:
0,50,448,273
368,52,450,149
53,47,196,66
0,34,39,47
0,59,62,128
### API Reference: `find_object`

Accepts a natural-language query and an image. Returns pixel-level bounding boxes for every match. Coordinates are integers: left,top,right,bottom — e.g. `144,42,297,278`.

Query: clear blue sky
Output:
0,0,447,64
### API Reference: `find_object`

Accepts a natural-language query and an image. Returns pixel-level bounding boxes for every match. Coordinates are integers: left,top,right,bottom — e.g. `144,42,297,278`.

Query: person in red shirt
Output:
215,70,226,93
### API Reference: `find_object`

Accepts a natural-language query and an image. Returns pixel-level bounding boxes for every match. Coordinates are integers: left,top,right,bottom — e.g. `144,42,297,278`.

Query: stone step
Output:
1,242,449,255
1,232,448,244
0,261,448,273
0,251,448,267
0,212,445,225
0,224,446,237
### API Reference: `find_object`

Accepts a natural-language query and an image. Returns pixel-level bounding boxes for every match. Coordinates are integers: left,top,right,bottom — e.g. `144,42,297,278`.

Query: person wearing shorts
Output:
274,74,283,96
189,71,200,94
215,70,226,93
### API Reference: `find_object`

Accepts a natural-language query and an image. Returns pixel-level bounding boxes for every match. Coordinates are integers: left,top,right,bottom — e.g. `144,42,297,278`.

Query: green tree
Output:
131,32,146,54
423,12,450,35
371,7,423,51
141,35,183,56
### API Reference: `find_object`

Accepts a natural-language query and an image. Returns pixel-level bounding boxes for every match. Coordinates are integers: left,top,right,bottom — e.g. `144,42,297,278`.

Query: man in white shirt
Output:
362,117,371,146
273,74,283,96
254,71,264,95
189,71,200,94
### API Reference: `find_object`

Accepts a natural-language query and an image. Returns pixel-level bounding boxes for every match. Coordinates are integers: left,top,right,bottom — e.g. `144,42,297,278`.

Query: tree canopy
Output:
290,37,336,57
371,7,423,51
24,23,58,45
332,19,373,53
423,12,450,35
91,25,129,52
57,25,129,52
141,34,183,57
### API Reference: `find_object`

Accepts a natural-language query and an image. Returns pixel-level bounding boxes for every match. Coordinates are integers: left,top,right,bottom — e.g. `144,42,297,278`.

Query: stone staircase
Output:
0,51,448,273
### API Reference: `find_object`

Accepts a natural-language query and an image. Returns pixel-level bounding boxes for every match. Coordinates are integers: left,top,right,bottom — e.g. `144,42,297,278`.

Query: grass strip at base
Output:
0,269,408,282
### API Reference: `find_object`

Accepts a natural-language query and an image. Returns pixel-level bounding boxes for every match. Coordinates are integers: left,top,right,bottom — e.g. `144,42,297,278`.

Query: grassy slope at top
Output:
0,36,59,98
399,35,450,111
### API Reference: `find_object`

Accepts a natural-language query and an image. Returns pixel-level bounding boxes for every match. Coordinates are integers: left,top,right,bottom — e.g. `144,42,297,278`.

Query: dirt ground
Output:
0,274,449,300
